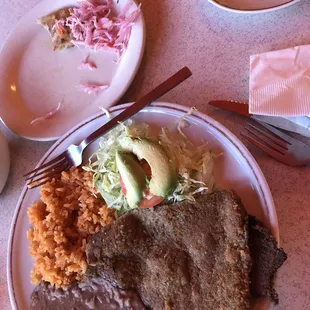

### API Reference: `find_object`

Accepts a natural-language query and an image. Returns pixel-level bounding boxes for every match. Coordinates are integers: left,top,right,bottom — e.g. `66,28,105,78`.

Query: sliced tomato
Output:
120,177,127,196
140,159,152,179
139,195,164,208
55,24,64,36
138,188,163,208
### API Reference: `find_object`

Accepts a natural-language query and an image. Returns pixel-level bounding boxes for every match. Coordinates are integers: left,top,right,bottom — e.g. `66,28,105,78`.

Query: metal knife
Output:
209,100,310,138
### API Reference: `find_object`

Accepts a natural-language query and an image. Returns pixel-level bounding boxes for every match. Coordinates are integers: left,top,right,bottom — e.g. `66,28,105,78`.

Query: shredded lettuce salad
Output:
83,116,215,214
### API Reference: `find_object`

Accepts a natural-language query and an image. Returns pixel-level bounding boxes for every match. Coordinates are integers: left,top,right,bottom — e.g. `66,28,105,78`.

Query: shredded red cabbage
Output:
30,102,62,125
78,54,97,70
77,83,109,94
66,0,141,57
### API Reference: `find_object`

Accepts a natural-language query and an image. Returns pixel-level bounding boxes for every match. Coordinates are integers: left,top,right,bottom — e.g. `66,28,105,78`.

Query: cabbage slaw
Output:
83,119,215,214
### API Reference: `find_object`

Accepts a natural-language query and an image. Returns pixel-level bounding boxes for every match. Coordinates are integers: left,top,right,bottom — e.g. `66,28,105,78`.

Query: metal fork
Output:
24,66,192,188
241,120,310,166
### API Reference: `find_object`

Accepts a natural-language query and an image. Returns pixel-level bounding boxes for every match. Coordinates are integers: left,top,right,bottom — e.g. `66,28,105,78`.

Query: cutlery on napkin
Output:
249,45,310,137
249,45,310,117
208,100,310,138
209,44,310,138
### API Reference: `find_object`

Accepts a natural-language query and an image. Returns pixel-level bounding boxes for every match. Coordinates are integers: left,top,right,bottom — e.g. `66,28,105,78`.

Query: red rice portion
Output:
27,167,115,288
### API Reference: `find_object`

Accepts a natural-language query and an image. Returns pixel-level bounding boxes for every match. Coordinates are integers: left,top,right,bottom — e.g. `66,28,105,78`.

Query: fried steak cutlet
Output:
248,216,287,304
86,190,251,310
37,8,73,51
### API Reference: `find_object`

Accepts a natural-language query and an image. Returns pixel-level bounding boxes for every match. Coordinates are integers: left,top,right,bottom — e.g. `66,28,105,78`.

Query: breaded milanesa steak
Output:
86,190,251,310
248,216,287,304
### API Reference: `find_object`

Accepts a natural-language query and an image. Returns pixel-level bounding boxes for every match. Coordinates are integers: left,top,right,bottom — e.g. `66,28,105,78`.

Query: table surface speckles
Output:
0,0,310,309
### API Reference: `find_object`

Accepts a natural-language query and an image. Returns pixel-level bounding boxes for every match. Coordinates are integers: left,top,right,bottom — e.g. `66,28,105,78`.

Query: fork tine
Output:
27,162,71,188
244,125,287,154
27,176,56,189
241,132,287,161
23,153,65,177
27,178,52,189
30,162,69,183
25,158,68,181
247,122,289,149
253,120,294,145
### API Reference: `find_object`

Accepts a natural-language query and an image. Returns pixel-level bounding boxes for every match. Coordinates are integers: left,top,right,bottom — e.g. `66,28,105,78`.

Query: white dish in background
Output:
208,0,300,13
0,0,145,141
7,102,278,310
0,129,10,193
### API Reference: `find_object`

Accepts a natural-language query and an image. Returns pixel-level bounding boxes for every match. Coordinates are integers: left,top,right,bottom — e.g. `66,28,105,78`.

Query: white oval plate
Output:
209,0,300,13
0,129,10,193
7,102,279,310
0,0,145,141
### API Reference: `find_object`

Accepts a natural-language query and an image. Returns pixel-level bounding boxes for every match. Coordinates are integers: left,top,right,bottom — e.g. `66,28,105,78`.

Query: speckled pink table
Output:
1,0,310,309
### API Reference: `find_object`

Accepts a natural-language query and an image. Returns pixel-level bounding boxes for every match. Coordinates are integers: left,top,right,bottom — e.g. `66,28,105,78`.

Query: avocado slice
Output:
120,137,177,197
115,151,147,208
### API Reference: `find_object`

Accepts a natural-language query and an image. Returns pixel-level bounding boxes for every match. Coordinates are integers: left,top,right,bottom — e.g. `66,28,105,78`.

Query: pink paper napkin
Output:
249,45,310,116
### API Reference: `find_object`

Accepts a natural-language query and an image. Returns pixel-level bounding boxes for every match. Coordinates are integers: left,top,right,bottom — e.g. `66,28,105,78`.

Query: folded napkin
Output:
249,45,310,117
249,45,310,137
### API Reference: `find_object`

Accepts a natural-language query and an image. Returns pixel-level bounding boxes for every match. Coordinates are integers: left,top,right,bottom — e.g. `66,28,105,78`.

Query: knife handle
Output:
84,67,192,145
208,100,253,117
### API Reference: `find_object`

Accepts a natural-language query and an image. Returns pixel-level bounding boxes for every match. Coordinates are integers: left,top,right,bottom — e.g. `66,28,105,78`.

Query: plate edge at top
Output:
208,0,300,14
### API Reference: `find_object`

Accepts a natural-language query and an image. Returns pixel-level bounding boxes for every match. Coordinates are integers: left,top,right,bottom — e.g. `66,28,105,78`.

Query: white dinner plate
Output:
0,0,145,141
209,0,300,13
7,102,279,310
